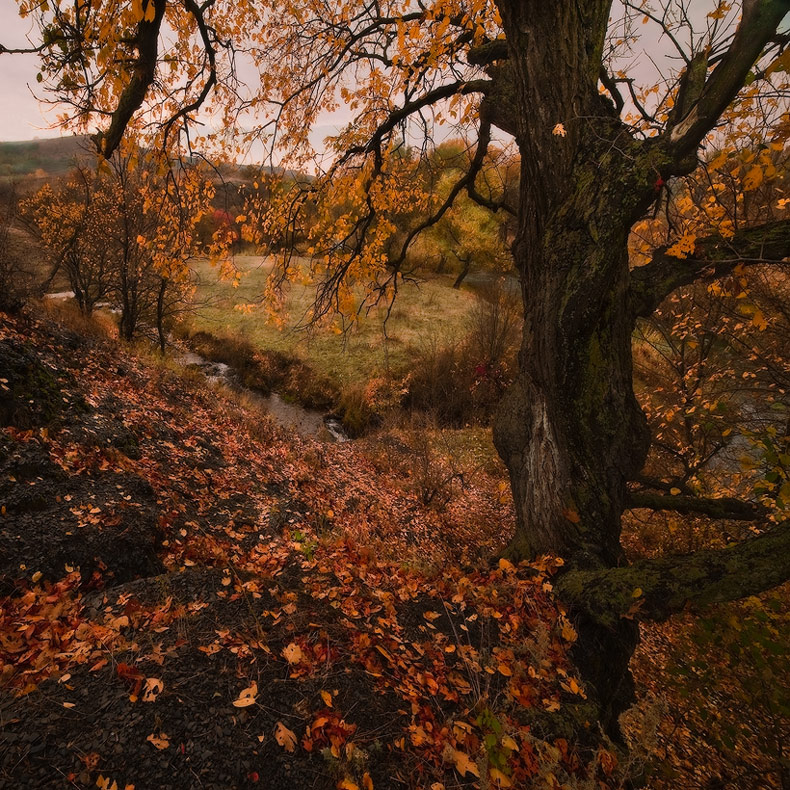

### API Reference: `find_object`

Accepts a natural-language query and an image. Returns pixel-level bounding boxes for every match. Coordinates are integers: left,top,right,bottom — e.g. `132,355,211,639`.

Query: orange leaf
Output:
282,643,305,664
450,749,480,778
274,721,297,752
320,690,333,707
142,677,163,703
146,733,170,750
489,767,512,787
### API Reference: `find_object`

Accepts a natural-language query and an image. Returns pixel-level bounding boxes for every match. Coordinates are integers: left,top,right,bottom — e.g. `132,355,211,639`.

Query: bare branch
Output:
664,0,790,162
630,218,790,318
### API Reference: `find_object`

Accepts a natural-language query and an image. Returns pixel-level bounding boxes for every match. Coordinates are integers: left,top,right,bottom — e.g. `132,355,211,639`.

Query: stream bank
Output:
175,333,350,443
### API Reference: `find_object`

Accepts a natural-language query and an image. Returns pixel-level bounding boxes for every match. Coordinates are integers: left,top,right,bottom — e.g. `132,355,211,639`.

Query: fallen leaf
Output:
146,733,170,750
501,735,518,751
320,689,333,707
282,642,305,664
232,681,258,708
489,767,512,787
450,749,480,778
142,677,164,703
274,721,297,752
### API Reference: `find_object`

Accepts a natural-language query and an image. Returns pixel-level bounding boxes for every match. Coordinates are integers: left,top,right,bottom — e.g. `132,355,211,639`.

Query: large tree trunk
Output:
491,0,653,734
493,190,651,733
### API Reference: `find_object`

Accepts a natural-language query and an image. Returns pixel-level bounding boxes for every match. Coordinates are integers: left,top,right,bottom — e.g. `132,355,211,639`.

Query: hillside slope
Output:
0,135,95,180
0,308,621,789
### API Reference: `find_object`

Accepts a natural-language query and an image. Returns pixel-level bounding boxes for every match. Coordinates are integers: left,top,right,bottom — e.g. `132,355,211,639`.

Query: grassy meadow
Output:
187,254,479,387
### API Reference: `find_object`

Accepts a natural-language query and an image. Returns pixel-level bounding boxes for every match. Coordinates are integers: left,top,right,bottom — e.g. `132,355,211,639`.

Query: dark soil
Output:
0,309,585,790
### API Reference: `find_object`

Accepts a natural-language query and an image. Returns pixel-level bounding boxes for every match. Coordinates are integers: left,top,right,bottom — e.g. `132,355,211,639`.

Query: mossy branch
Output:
664,0,790,159
557,520,790,630
626,491,767,521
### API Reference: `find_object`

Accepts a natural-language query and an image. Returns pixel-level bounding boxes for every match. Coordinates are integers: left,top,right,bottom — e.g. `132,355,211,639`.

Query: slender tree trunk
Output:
452,255,471,289
156,276,168,354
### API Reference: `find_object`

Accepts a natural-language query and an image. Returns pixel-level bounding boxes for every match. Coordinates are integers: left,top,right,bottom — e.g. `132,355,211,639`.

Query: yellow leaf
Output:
560,617,577,642
501,734,518,751
752,308,768,331
274,721,298,752
232,681,258,707
669,487,681,496
743,165,763,191
282,643,305,664
490,767,512,787
450,749,480,778
632,588,643,598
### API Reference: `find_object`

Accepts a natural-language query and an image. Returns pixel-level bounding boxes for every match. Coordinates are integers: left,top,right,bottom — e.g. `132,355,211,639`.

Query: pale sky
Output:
0,5,62,141
0,2,763,146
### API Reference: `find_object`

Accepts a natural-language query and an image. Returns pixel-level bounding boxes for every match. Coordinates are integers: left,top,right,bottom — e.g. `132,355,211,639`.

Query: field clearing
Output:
187,254,478,386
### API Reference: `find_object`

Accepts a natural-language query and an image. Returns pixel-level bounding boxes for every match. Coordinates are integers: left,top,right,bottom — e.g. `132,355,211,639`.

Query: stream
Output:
177,351,349,443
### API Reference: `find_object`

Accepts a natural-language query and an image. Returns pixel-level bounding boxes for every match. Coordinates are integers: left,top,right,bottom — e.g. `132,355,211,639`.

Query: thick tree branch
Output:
630,218,790,318
598,67,624,115
627,491,767,521
467,38,509,66
93,0,167,158
557,520,790,629
664,0,790,161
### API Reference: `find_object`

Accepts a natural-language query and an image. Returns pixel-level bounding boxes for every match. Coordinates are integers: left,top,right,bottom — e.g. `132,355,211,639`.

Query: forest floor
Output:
0,307,629,790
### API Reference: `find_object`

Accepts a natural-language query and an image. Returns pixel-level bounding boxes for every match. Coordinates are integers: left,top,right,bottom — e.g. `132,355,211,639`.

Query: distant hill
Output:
0,134,310,186
0,134,96,180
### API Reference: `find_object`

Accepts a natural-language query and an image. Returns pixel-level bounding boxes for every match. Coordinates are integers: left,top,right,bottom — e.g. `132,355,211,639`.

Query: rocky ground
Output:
0,308,621,789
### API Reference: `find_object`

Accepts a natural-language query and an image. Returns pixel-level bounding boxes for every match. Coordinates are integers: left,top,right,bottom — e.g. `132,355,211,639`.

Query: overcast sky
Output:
0,6,62,141
0,3,759,146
